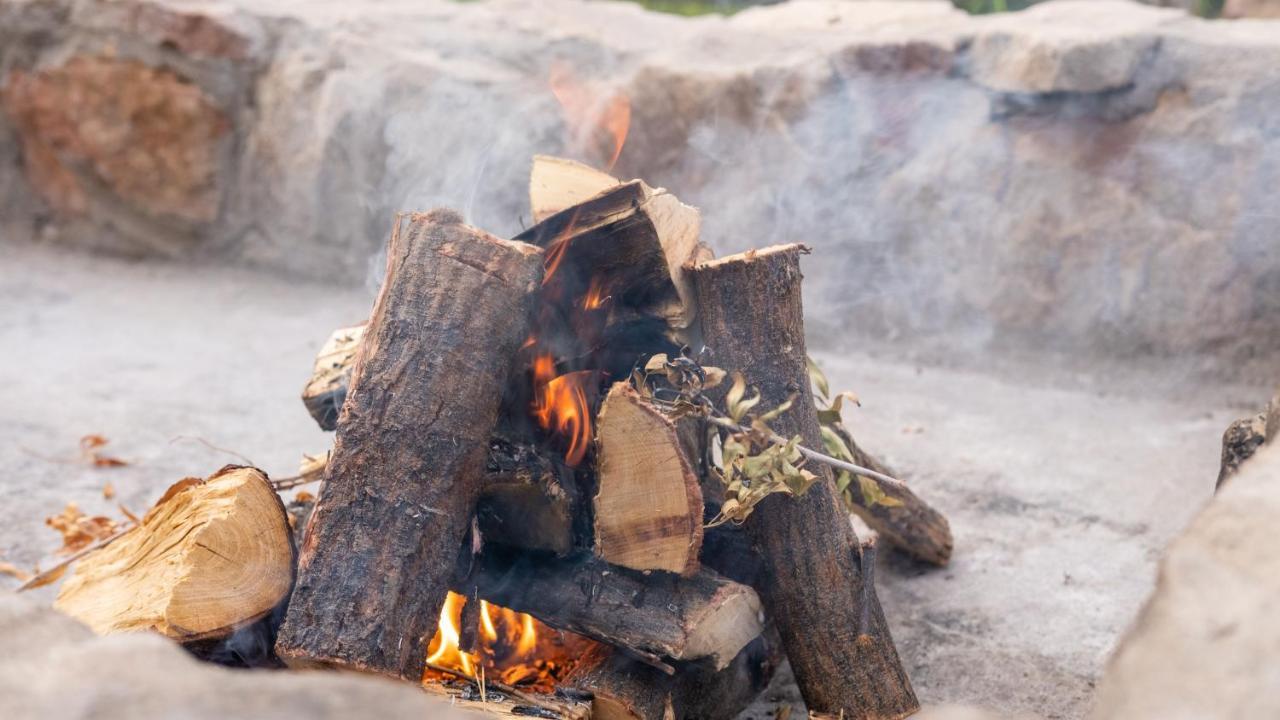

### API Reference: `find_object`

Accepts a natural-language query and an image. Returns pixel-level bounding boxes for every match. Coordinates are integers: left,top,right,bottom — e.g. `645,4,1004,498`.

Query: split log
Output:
529,154,621,224
830,421,953,566
515,174,704,329
452,550,762,670
594,382,703,576
55,466,293,643
275,209,543,680
689,244,918,719
301,324,365,431
563,629,782,720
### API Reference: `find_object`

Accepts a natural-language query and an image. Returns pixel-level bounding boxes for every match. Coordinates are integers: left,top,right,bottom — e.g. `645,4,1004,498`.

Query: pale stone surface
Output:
0,0,1277,377
0,593,466,720
1091,442,1280,720
1,242,1266,719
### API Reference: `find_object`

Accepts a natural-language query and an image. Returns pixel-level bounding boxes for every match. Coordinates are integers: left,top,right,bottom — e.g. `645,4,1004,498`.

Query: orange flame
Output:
549,60,631,173
426,593,574,694
531,357,593,467
582,277,608,311
426,592,475,676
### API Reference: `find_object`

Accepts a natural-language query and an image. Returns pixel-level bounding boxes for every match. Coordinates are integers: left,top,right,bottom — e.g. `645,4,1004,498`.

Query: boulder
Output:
0,593,465,720
1,0,1278,374
1092,441,1280,719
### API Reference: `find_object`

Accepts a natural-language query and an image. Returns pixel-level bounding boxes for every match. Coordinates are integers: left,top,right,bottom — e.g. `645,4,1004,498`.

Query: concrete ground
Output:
0,241,1267,719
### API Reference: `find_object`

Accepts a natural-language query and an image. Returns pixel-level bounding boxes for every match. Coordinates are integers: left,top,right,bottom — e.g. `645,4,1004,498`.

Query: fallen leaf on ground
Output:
0,561,32,582
45,502,119,554
79,434,128,468
102,482,115,499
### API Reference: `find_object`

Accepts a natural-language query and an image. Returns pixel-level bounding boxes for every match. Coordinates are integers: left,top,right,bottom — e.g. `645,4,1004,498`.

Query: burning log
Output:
830,421,953,566
275,210,543,680
480,436,581,555
563,629,782,720
453,550,763,671
689,244,919,719
515,171,704,329
54,466,293,644
529,154,621,224
594,382,703,576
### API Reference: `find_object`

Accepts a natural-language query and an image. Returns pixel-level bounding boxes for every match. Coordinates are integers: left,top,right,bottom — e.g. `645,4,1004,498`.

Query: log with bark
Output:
689,244,918,720
594,382,703,576
562,628,782,720
55,466,294,644
452,550,762,671
829,421,952,566
275,209,544,680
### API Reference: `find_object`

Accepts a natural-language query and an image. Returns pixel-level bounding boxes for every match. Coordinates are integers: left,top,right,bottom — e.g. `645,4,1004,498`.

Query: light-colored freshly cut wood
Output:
301,324,365,431
54,466,294,641
594,382,703,576
529,154,622,224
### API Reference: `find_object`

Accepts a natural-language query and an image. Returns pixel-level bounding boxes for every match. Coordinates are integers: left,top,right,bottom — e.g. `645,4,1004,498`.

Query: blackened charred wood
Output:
451,551,762,671
689,244,918,719
562,628,783,720
275,209,543,680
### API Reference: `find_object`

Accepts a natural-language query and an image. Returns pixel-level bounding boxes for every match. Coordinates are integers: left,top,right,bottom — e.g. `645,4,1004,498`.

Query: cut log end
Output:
55,466,294,642
594,382,703,576
684,581,763,670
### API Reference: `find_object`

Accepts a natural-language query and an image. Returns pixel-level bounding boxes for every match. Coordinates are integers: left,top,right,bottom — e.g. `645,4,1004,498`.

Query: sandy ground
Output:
0,241,1267,719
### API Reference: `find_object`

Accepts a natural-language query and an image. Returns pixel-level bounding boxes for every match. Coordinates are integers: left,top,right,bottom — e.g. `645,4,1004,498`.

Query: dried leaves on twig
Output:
45,503,120,555
808,359,903,511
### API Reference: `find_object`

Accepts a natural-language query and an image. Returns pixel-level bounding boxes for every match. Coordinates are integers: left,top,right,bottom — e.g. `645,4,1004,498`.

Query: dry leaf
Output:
22,563,68,590
45,502,119,555
0,561,32,582
78,434,128,468
102,482,115,500
294,490,316,504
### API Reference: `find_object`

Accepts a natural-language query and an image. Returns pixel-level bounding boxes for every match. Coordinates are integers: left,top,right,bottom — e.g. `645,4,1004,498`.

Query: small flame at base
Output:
424,592,592,695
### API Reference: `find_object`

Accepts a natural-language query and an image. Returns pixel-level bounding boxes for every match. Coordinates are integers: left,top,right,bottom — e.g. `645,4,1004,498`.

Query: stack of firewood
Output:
50,156,952,720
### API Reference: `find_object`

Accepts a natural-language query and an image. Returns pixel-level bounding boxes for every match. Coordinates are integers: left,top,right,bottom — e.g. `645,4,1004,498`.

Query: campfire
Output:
38,142,954,718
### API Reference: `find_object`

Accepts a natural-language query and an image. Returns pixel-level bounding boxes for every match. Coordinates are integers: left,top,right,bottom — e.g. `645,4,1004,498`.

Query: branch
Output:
702,415,907,492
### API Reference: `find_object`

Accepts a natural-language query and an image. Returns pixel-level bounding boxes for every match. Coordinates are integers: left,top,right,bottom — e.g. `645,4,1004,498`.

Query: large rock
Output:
0,593,465,720
1092,441,1280,719
1,0,1278,375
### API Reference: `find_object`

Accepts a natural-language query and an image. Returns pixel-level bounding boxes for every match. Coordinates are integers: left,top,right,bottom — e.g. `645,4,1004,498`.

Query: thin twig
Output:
424,662,587,720
702,415,908,491
169,436,255,466
15,523,136,593
270,474,322,491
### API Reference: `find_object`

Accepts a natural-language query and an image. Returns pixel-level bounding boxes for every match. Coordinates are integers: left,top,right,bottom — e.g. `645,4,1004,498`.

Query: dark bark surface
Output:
832,422,953,566
275,209,542,680
452,550,761,669
689,244,918,719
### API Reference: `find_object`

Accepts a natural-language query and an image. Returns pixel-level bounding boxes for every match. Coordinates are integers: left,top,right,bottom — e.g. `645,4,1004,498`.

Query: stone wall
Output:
1,0,1277,376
